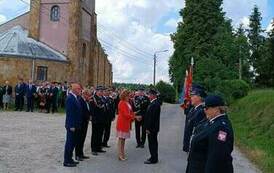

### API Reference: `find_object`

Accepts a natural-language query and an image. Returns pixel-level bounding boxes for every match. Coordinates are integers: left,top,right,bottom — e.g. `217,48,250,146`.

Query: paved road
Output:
0,104,261,173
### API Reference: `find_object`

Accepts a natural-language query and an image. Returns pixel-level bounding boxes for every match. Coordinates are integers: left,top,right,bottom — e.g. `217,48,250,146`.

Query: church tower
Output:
29,0,97,85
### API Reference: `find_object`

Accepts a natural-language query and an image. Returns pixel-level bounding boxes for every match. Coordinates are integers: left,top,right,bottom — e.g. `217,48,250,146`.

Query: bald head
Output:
71,83,82,96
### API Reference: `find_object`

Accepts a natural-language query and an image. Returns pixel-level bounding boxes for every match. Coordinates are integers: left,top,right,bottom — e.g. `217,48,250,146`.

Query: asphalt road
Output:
0,104,261,173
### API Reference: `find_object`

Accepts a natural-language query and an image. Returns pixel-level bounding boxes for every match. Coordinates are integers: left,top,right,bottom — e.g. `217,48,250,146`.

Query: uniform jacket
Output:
187,114,234,173
116,100,135,132
144,99,161,133
65,93,83,129
91,94,107,124
103,96,116,121
134,95,150,116
183,104,206,152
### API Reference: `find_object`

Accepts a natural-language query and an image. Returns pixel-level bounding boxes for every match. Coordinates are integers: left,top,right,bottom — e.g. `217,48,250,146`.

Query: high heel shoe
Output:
118,156,127,161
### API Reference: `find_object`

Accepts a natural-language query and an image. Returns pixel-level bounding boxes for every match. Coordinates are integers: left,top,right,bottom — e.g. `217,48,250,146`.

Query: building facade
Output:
0,0,112,87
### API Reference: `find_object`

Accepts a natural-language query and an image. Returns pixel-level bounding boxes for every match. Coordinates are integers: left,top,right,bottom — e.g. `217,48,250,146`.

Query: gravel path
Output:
0,104,261,173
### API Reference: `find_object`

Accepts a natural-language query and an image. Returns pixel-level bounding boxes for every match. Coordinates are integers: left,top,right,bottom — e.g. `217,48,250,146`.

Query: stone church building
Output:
0,0,112,87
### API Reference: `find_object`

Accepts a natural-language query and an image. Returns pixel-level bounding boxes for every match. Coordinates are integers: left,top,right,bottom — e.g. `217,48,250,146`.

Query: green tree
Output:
256,19,274,87
267,20,274,86
248,5,264,82
169,0,238,92
155,81,176,103
234,23,252,83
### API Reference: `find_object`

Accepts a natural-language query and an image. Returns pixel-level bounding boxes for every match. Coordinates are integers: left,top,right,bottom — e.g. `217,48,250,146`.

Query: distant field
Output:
229,90,274,173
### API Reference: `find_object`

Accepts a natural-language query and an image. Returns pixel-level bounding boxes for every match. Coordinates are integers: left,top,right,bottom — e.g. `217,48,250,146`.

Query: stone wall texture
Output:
0,0,113,87
0,57,68,87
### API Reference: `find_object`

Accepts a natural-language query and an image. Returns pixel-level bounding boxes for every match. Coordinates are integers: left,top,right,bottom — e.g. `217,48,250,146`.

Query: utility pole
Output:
153,53,156,86
153,50,168,85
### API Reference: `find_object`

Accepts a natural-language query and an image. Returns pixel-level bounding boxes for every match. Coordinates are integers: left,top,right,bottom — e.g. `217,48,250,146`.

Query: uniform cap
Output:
205,95,225,107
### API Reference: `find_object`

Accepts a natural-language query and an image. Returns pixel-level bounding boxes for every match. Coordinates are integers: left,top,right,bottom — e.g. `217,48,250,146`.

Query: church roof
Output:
0,26,67,62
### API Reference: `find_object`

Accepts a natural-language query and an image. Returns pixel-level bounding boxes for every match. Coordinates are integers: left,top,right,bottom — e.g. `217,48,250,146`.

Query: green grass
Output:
0,102,65,114
229,89,274,173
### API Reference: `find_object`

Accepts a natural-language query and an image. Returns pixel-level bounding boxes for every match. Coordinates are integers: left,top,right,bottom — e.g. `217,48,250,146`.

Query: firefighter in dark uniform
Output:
183,86,207,152
134,87,150,148
186,95,234,173
102,88,116,148
90,86,107,155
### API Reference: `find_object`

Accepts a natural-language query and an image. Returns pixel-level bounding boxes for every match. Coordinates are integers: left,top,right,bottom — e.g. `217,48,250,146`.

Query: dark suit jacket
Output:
65,93,83,129
78,96,93,122
25,85,37,98
15,83,25,96
3,85,12,95
145,99,161,133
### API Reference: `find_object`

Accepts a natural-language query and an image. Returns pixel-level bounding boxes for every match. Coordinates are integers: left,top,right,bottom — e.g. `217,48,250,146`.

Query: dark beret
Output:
190,88,207,98
205,95,225,107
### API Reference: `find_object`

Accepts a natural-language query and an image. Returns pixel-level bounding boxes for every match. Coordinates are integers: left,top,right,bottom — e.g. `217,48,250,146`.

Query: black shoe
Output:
81,155,90,159
140,144,144,148
144,160,158,164
72,160,79,164
136,144,141,148
97,149,106,153
63,162,77,167
92,152,98,156
75,156,84,161
103,144,111,148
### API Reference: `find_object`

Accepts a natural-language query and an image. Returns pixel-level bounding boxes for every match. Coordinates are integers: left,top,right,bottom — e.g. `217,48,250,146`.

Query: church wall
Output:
0,57,67,87
0,13,30,33
39,1,70,55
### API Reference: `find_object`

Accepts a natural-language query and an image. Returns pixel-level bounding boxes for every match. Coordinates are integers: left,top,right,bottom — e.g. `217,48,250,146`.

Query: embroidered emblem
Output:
217,131,227,142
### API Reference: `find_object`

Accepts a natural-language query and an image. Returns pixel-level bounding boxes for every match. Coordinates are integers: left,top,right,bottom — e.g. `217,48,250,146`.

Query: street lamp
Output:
153,49,168,85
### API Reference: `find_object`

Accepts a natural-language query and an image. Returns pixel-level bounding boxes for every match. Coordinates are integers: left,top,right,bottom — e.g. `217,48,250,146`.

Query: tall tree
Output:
248,5,264,82
169,0,238,92
234,23,251,83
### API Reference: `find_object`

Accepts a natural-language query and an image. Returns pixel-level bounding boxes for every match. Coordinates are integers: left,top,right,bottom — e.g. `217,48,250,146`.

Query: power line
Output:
97,29,152,62
97,24,154,57
16,0,153,66
99,39,152,66
19,0,154,58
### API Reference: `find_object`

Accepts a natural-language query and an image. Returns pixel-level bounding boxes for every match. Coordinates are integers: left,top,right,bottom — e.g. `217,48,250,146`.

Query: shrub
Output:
155,80,176,103
215,79,250,104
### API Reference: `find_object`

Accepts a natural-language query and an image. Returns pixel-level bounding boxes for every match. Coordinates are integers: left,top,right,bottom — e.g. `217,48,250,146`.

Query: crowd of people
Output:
0,79,69,113
63,83,162,167
1,79,235,172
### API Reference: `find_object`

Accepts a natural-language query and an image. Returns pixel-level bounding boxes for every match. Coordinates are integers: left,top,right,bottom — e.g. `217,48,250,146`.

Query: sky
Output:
0,0,274,84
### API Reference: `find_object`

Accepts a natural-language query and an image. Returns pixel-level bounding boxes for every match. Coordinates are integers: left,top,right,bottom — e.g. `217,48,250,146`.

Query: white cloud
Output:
165,18,179,28
223,0,268,27
96,0,181,84
266,19,274,33
0,14,7,24
240,16,250,29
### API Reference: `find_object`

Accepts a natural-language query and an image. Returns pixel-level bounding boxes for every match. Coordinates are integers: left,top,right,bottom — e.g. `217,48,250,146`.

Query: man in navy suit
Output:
26,80,37,112
63,83,83,167
75,89,92,161
15,79,26,111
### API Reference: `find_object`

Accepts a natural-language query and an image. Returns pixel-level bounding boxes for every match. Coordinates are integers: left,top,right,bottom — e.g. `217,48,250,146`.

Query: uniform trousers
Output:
91,123,104,152
148,132,158,162
135,120,146,145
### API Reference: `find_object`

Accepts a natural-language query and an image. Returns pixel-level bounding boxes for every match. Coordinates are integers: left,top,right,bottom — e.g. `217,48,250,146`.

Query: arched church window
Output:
50,5,60,22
